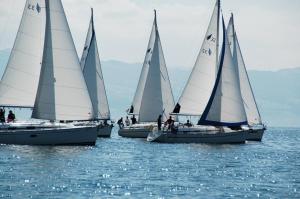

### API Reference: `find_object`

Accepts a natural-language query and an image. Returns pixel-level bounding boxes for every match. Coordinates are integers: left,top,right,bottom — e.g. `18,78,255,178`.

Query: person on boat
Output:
7,110,15,123
184,120,192,127
131,115,137,125
165,116,174,130
0,108,5,123
117,117,124,129
103,120,108,126
125,116,130,126
129,105,134,113
157,115,162,131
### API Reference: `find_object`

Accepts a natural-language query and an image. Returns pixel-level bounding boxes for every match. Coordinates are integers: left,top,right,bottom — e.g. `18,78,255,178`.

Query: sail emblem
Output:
202,48,212,56
206,34,212,40
27,3,41,13
36,3,41,13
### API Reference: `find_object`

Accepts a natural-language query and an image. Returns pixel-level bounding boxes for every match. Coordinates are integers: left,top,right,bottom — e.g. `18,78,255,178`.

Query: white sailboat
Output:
118,10,176,138
227,14,266,141
148,1,248,144
80,9,113,137
0,0,97,145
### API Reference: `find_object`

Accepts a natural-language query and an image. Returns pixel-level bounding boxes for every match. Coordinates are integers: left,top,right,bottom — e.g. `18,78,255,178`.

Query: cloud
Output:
0,0,299,70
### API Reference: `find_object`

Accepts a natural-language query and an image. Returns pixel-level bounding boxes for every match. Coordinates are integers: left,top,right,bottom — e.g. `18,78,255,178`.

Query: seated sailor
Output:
7,110,16,123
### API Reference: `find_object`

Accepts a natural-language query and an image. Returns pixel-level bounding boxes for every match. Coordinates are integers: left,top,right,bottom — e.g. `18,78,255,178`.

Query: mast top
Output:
91,8,94,28
153,9,158,31
154,9,157,25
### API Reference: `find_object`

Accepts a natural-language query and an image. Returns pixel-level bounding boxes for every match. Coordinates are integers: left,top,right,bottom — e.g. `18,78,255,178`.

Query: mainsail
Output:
173,0,220,116
227,14,262,125
199,16,247,127
80,9,110,120
32,0,93,121
0,0,44,108
130,11,175,122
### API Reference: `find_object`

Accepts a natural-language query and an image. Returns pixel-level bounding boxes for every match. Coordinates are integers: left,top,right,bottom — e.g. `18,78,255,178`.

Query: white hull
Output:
97,125,113,137
246,128,265,141
118,124,156,138
73,121,113,138
147,129,247,144
0,125,97,145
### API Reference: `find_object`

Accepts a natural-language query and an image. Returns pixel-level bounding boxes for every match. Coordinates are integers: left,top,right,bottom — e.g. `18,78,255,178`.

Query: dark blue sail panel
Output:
172,103,181,113
198,16,247,127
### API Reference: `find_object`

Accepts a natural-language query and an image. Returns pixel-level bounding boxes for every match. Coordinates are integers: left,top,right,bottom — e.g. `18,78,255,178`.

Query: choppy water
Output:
0,127,299,198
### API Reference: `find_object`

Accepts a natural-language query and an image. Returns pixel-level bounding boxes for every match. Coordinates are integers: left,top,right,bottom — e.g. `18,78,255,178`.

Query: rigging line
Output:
36,101,92,109
5,65,39,77
11,48,41,58
38,83,88,91
17,29,43,40
0,82,35,94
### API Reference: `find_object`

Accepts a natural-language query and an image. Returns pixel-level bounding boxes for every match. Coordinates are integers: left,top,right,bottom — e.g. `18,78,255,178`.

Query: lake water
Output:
0,127,299,198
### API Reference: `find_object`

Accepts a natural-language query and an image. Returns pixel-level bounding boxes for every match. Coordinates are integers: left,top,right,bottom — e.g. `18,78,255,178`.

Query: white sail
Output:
129,13,156,116
199,17,247,126
131,11,175,122
80,9,110,120
32,0,93,121
0,0,44,108
227,14,262,125
173,0,220,116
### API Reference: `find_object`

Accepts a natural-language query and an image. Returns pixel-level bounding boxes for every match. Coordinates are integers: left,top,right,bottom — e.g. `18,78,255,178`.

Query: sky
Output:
0,0,299,71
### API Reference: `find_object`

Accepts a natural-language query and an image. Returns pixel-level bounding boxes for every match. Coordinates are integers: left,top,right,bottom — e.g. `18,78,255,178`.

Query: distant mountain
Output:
0,49,299,127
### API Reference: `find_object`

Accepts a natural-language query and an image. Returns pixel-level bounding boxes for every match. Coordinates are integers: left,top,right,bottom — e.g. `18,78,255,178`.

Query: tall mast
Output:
216,0,221,76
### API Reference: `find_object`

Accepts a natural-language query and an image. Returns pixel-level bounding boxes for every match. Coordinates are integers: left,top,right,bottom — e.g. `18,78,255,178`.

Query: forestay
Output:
130,11,175,122
80,9,110,120
173,0,220,116
0,0,44,108
32,0,93,121
199,17,247,127
227,14,262,126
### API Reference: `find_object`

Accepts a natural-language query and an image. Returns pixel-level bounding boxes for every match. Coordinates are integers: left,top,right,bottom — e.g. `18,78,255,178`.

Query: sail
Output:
173,0,220,116
32,0,93,121
80,9,110,120
0,0,44,108
130,13,157,116
132,11,175,122
227,14,262,125
199,16,247,127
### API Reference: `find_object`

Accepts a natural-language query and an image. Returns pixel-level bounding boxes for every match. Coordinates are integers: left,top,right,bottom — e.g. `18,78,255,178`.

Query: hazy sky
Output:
0,0,299,70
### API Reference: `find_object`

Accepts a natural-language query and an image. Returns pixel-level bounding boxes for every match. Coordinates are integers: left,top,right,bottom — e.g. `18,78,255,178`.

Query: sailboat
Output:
79,8,113,137
0,0,98,145
118,10,176,138
227,14,266,141
148,0,249,144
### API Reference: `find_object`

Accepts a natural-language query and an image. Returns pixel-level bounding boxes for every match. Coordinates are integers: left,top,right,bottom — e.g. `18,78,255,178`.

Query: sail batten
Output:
173,0,220,116
32,0,93,121
80,9,110,120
